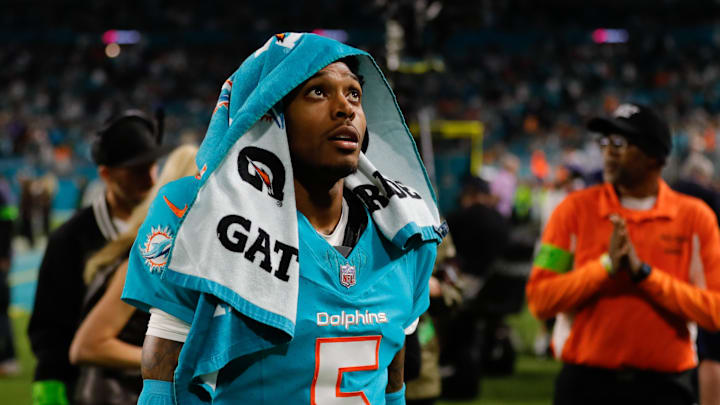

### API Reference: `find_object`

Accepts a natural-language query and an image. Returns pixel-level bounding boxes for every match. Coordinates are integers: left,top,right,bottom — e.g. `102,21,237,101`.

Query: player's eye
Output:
348,87,362,102
307,86,325,98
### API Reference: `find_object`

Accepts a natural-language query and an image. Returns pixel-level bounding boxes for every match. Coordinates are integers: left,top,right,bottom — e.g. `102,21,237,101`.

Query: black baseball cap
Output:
91,109,173,167
587,103,672,160
461,176,491,195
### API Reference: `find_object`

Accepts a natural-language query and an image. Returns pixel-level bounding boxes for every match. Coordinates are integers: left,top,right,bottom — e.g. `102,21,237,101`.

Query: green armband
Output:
32,380,69,405
534,243,574,273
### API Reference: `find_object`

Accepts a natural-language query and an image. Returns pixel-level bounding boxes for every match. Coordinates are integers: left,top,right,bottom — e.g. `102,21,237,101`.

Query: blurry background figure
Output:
0,174,18,376
34,174,56,242
69,144,198,405
673,153,720,219
17,176,33,247
28,110,170,405
672,153,720,405
533,164,586,357
442,176,510,399
17,173,56,249
538,164,586,232
406,233,463,405
490,154,520,219
447,176,508,282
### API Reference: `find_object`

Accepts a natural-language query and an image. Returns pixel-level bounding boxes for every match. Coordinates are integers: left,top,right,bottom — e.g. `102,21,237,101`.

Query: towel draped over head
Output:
133,32,444,402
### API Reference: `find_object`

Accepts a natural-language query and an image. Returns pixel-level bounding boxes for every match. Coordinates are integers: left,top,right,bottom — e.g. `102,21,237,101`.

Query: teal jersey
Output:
211,212,435,404
123,178,437,404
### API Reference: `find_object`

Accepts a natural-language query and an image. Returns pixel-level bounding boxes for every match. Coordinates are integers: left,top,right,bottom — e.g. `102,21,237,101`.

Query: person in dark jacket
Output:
442,176,510,399
68,145,197,405
28,110,171,405
0,176,18,376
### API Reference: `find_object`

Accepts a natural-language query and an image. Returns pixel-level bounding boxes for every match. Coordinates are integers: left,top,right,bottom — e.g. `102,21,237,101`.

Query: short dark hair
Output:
461,176,491,196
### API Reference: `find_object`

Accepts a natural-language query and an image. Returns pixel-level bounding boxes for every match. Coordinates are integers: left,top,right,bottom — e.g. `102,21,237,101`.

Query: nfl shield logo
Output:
340,264,356,288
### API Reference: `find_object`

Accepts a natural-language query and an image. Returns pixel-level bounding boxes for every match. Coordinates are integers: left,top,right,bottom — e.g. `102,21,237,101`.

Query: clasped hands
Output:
608,214,643,276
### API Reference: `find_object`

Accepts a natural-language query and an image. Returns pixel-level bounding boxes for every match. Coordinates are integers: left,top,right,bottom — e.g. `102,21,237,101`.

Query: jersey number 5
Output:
311,336,382,405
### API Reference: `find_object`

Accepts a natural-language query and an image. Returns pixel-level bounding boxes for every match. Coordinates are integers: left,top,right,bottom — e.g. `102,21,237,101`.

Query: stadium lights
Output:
102,30,142,45
592,29,629,44
105,43,121,58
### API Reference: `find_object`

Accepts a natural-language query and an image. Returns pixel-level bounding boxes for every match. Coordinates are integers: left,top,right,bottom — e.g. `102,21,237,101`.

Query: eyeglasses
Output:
596,135,629,150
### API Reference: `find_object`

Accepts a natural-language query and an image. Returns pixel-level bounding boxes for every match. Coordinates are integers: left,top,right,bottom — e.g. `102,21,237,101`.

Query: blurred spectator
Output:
538,164,586,231
406,234,462,405
442,177,509,399
446,177,509,279
0,175,18,376
27,110,170,405
673,153,720,220
18,173,57,248
18,175,34,246
69,144,197,405
672,154,720,405
490,154,520,218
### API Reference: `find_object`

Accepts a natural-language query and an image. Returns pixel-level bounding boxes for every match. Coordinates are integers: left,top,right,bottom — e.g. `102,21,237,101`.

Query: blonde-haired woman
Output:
69,144,198,405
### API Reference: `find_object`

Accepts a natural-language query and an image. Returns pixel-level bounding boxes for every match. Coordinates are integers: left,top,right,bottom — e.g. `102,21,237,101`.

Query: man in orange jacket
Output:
526,103,720,405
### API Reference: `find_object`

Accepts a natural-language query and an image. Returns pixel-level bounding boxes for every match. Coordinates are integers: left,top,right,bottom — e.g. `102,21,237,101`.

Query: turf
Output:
437,356,560,405
1,309,36,405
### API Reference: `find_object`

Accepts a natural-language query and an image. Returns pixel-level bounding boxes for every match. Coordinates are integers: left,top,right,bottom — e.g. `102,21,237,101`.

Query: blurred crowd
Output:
2,1,720,187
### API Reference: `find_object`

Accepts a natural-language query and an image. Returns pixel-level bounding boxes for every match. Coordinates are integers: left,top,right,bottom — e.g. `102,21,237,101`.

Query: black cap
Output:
587,103,672,160
91,109,173,167
461,176,491,195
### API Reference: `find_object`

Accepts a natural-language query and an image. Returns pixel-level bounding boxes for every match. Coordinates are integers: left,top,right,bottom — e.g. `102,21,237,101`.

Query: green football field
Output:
1,309,560,405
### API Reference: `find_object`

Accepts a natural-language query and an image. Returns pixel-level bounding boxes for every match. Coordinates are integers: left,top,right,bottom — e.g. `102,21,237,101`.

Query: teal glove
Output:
138,379,175,405
385,383,406,405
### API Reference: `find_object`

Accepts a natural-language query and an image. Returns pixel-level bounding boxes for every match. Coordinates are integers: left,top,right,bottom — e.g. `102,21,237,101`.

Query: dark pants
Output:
554,364,697,405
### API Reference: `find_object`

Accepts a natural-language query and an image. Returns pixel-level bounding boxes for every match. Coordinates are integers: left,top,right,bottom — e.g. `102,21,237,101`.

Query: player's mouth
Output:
328,125,360,152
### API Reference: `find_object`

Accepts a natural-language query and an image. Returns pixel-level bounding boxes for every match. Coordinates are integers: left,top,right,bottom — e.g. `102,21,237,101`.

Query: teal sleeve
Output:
121,181,201,324
121,235,199,323
138,380,175,405
385,384,406,405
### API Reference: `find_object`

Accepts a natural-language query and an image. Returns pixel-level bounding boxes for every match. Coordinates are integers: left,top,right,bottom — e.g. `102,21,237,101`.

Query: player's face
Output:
103,162,158,207
600,134,653,187
285,61,367,180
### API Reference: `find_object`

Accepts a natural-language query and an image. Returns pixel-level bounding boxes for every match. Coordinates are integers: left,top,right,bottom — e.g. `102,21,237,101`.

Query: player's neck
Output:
614,174,660,199
294,176,344,235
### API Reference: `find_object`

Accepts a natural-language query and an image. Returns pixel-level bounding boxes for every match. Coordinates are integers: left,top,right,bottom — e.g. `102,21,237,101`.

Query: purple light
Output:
312,29,349,43
102,30,141,45
593,28,628,44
